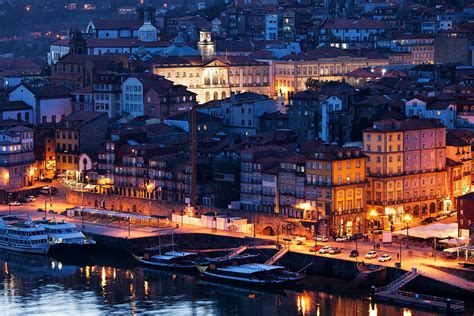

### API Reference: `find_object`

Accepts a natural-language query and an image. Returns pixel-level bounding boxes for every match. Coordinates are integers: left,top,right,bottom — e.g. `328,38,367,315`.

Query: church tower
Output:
197,31,215,61
69,27,87,55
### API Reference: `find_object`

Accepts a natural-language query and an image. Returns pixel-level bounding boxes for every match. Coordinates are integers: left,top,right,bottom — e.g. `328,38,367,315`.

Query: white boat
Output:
136,251,199,271
200,263,302,286
0,218,49,254
35,219,95,246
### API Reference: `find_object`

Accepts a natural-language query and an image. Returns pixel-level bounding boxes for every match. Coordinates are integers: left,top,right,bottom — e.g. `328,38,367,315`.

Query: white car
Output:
315,235,328,242
318,246,332,254
378,254,392,262
8,201,21,206
365,251,378,259
328,247,342,254
26,195,36,202
336,236,348,242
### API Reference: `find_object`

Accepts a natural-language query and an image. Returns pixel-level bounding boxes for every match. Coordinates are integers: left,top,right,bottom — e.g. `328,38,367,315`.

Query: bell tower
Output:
69,27,87,55
197,31,215,61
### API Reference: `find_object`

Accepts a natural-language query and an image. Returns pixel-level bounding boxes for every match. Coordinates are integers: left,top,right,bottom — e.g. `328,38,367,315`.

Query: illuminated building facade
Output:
363,118,447,230
152,56,270,104
270,47,388,99
0,126,35,192
55,112,108,176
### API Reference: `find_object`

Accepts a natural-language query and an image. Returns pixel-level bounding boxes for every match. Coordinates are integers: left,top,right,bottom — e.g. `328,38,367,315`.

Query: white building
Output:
121,77,144,118
265,14,278,41
405,95,456,129
319,18,390,48
8,84,72,124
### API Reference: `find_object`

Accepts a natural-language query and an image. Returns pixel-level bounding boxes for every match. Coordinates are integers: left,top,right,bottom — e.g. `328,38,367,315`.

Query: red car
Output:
309,245,323,252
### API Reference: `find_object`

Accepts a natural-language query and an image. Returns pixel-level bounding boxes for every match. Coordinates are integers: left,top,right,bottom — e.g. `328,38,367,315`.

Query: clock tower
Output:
197,31,215,61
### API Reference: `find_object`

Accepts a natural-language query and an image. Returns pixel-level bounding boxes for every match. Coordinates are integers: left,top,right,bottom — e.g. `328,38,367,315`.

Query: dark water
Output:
0,251,445,315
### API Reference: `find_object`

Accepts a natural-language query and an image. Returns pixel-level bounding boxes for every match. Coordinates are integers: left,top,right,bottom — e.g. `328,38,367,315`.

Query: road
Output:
1,181,472,292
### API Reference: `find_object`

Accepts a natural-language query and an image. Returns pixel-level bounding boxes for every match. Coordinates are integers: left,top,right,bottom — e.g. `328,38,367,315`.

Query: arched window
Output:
213,91,219,100
221,91,226,99
205,92,210,102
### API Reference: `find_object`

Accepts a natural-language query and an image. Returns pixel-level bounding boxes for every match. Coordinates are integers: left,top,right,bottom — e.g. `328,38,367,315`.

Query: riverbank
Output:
84,230,473,301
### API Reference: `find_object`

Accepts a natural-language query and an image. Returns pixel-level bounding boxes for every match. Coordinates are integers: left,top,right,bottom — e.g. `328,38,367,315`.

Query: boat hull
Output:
201,269,302,287
0,243,49,255
48,242,98,254
136,257,197,272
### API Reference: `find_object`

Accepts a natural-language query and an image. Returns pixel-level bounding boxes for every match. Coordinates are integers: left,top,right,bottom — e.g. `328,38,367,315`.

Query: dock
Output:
373,269,464,313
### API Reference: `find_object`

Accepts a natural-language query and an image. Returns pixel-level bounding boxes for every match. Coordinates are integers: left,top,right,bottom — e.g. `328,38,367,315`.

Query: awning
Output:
100,185,114,189
439,237,468,245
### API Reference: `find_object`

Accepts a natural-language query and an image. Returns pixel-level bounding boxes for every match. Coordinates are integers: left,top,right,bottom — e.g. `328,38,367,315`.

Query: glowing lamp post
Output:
404,214,412,249
369,209,378,244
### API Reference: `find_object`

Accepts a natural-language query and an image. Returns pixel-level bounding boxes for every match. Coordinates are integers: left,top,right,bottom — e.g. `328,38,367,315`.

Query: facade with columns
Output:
152,56,270,104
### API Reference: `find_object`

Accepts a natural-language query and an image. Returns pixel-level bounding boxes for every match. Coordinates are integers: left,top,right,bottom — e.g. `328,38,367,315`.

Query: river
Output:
0,251,445,315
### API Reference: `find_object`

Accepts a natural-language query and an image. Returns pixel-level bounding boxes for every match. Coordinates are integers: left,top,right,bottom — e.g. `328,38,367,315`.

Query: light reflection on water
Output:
0,251,443,316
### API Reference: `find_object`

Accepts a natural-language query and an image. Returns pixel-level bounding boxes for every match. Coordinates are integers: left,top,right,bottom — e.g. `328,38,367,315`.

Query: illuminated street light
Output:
404,214,412,249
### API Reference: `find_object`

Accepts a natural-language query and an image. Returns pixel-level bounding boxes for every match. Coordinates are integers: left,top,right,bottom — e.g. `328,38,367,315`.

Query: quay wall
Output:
68,191,316,238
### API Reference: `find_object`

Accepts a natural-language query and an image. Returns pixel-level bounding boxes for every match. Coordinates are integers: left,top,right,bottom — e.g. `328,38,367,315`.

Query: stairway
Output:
265,248,289,265
226,245,247,258
385,271,418,291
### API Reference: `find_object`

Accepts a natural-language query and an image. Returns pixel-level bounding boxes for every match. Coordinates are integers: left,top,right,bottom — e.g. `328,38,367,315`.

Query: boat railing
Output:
394,290,464,307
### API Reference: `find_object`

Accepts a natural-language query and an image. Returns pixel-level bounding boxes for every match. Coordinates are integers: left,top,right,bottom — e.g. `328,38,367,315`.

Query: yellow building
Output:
304,145,367,236
363,119,447,230
270,47,389,99
446,135,472,208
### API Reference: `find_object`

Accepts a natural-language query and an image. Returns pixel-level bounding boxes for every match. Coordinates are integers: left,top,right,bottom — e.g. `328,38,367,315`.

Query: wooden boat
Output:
200,263,302,286
134,251,199,271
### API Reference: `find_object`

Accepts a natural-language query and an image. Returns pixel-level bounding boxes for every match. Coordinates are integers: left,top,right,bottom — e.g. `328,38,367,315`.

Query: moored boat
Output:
200,263,302,286
35,219,95,248
135,251,199,271
0,217,49,255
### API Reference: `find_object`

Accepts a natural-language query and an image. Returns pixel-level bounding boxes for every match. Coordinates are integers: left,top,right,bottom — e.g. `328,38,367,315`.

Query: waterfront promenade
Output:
0,185,472,293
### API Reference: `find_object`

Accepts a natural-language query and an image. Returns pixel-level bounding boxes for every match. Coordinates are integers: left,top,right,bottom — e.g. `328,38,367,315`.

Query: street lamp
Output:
404,214,412,249
369,209,378,245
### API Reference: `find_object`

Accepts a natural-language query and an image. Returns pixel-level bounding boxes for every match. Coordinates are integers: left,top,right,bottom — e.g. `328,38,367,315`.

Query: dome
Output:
138,21,157,42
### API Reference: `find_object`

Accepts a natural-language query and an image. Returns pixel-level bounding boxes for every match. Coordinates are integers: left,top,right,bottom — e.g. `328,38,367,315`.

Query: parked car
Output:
309,245,323,252
48,210,57,214
40,186,58,195
349,250,359,258
318,246,332,254
421,217,435,225
328,247,342,254
435,214,447,221
295,236,307,245
448,210,457,217
371,229,383,234
8,201,21,206
37,208,44,212
378,254,392,262
365,251,378,259
315,235,328,242
40,177,53,183
336,236,348,242
26,195,36,202
350,233,364,241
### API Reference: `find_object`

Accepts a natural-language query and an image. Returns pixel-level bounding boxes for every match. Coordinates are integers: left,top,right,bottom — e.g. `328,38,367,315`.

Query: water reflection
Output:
0,251,443,315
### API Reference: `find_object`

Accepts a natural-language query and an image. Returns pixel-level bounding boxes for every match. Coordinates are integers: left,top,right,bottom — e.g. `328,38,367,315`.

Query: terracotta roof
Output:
321,18,390,30
72,85,93,94
0,101,32,111
364,118,445,132
59,111,107,127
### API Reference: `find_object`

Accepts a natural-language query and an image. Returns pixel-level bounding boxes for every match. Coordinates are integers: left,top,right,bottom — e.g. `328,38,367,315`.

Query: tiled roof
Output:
0,101,32,111
321,18,390,29
364,118,445,132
